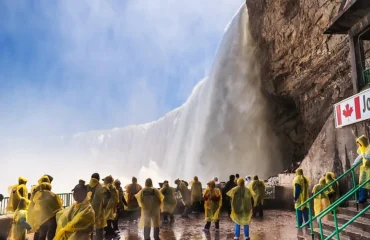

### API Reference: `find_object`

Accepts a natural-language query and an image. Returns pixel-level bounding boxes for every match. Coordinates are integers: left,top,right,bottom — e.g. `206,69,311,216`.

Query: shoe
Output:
245,238,250,240
215,229,220,232
233,237,239,240
203,228,210,232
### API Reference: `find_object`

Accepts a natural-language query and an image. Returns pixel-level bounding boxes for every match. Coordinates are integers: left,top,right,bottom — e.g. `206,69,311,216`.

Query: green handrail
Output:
295,159,363,237
318,177,370,240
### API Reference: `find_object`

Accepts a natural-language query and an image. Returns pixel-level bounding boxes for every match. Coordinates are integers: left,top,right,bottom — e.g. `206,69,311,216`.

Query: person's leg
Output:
302,208,309,224
259,203,263,217
234,223,241,238
96,228,104,240
204,222,211,231
144,227,151,240
154,227,160,240
47,216,57,240
113,216,119,231
215,220,220,231
359,188,368,203
38,221,48,240
228,200,232,216
170,213,175,223
244,225,250,239
297,209,303,227
33,232,40,240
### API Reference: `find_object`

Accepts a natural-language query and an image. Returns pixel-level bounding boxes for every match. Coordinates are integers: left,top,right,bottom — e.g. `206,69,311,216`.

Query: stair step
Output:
338,207,370,219
348,200,370,209
297,228,350,240
322,220,370,240
328,214,370,232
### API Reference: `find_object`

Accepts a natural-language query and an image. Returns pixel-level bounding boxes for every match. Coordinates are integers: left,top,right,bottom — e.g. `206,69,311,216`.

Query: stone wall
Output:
246,0,365,189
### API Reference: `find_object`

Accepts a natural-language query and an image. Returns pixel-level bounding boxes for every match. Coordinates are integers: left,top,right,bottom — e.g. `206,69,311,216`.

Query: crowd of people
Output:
293,135,370,227
5,172,266,240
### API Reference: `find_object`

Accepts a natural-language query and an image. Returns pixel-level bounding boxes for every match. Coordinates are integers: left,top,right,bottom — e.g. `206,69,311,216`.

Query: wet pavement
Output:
116,210,298,240
25,210,299,239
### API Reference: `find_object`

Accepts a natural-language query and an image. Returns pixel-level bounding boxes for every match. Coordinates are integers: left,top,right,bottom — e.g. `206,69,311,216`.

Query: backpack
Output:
232,187,245,214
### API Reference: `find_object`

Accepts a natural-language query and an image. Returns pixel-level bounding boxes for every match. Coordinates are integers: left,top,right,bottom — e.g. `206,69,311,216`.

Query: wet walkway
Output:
24,210,298,239
117,210,298,240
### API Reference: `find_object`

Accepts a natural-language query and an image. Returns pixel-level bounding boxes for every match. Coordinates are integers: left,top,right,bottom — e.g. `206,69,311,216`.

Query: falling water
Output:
1,4,284,193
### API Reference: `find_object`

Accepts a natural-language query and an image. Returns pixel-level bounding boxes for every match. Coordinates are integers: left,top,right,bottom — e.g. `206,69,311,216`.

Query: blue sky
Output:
0,0,244,137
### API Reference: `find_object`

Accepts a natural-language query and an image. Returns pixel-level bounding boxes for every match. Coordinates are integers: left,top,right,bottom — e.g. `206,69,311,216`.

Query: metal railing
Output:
295,159,363,238
0,197,9,215
0,193,74,215
318,177,370,240
57,193,74,208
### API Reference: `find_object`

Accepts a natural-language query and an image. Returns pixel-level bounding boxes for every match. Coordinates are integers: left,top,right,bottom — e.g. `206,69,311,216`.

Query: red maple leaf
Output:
342,104,353,118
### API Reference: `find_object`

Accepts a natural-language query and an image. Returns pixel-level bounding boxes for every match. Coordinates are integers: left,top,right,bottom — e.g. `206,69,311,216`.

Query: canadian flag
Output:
336,96,361,126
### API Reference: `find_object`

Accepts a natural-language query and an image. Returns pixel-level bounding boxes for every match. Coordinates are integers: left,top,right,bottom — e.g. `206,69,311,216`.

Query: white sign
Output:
334,88,370,128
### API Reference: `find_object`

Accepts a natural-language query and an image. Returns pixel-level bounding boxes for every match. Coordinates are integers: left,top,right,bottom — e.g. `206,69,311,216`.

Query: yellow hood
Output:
357,135,369,154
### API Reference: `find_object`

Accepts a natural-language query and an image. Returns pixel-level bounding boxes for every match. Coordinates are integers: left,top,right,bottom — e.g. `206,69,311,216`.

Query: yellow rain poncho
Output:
135,179,164,229
360,156,370,189
227,180,252,226
87,178,107,229
356,135,370,156
54,200,95,240
325,172,340,204
176,179,191,206
203,181,222,222
10,198,29,240
293,169,310,210
114,180,125,210
103,176,119,221
356,135,370,190
191,177,202,204
7,177,28,213
28,182,63,232
248,177,266,207
125,181,142,211
312,177,330,220
160,183,177,213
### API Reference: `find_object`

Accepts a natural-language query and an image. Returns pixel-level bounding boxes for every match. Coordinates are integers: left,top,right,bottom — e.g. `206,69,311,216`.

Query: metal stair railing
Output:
318,177,370,240
295,159,363,239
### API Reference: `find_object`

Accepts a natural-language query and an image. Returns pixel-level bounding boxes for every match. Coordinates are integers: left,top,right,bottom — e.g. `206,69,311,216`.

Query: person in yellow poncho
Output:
227,178,252,240
87,173,106,240
312,177,330,221
125,177,142,222
325,172,340,204
54,180,95,240
10,197,32,240
202,180,222,232
103,175,119,238
293,168,310,228
355,135,370,203
175,179,192,218
7,176,28,213
28,181,63,240
113,179,127,232
248,175,266,218
29,175,52,240
190,176,203,213
160,180,177,224
135,178,164,240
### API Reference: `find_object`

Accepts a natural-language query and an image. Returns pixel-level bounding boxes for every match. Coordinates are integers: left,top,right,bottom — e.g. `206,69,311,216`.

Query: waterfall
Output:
1,4,283,193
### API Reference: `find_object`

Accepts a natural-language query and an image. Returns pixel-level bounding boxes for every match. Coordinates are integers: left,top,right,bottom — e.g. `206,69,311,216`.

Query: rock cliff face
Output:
246,0,364,188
